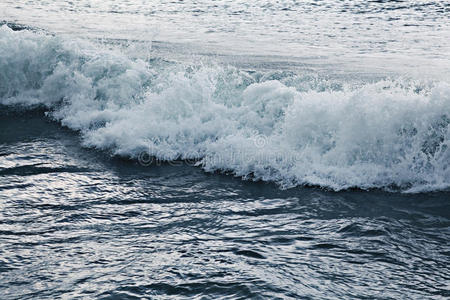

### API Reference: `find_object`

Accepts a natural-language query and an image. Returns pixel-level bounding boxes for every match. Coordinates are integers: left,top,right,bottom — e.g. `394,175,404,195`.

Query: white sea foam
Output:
1,25,450,192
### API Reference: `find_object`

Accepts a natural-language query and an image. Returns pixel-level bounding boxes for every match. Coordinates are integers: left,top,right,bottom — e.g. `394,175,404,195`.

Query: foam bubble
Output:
2,25,450,192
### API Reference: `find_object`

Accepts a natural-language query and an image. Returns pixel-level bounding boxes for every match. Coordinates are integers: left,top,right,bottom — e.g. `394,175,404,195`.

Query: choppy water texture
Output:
1,109,449,299
1,0,450,299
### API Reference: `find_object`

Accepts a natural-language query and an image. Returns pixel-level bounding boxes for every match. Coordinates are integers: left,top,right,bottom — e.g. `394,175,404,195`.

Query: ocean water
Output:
1,1,450,299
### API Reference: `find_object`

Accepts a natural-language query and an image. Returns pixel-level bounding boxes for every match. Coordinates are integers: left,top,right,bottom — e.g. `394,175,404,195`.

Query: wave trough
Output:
1,25,450,192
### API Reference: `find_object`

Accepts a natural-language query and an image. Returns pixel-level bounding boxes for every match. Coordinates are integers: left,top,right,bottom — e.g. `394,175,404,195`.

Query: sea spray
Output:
1,25,450,192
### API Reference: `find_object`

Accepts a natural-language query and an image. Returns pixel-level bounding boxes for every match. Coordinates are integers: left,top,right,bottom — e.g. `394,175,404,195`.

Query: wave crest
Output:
1,25,450,192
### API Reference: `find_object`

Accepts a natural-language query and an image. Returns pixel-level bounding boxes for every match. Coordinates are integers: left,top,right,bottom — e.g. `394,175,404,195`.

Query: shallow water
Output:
2,1,450,61
1,109,449,299
1,0,450,299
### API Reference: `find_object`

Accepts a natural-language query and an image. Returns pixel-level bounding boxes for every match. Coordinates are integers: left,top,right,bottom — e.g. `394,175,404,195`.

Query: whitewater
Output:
1,1,450,299
1,25,450,192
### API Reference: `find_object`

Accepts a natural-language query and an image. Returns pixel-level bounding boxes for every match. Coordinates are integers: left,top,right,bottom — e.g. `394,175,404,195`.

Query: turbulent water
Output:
1,1,450,299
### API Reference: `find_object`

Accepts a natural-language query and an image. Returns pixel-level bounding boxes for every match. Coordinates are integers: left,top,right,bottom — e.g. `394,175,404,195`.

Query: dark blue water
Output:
1,108,449,299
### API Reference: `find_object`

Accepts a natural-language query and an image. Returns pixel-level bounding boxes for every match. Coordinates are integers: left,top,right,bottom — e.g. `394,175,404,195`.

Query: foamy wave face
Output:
1,25,450,192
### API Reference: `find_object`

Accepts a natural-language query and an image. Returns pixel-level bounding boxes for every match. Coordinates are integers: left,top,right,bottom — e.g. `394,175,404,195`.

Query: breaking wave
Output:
1,25,450,192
